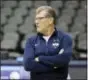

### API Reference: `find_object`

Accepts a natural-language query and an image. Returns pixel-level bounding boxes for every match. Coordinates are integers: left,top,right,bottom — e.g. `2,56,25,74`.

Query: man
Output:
23,6,72,80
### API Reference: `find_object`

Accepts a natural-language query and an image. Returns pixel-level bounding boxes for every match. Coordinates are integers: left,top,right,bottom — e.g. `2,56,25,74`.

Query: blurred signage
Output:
1,66,30,79
1,60,86,79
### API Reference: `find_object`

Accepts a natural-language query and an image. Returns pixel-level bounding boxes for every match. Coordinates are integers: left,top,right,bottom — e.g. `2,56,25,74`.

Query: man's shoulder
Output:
57,30,72,41
26,33,37,42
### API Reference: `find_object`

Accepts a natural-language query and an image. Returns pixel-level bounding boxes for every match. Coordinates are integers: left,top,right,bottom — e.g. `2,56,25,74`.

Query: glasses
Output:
35,16,51,20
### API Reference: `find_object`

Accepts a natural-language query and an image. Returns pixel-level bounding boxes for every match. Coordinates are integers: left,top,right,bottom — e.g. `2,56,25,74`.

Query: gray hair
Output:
36,6,57,25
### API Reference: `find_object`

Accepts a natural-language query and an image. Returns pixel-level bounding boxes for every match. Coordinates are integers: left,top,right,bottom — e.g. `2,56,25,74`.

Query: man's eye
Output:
40,17,43,19
36,17,45,20
39,17,44,19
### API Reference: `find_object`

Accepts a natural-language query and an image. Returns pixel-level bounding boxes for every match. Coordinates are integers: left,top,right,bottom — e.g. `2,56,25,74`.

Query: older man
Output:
23,6,72,80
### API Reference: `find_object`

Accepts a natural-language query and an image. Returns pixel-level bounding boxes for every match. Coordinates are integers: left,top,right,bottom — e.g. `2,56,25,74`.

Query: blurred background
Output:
1,0,87,80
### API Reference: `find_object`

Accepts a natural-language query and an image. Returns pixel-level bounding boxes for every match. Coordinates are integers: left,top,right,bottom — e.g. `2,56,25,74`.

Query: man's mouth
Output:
36,25,39,28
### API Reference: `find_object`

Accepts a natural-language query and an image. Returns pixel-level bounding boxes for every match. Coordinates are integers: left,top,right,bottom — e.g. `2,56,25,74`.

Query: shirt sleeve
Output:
23,38,52,72
39,35,73,67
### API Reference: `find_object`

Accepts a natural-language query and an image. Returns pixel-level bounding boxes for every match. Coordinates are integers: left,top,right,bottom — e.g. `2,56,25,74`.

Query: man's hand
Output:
35,57,39,62
54,66,58,69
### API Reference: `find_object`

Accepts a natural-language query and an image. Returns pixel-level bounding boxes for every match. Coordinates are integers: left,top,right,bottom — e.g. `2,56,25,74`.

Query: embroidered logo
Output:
52,42,59,48
53,39,60,42
34,43,39,47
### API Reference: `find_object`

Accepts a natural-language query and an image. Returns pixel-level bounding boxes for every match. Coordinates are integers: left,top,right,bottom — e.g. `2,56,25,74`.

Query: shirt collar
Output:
37,28,58,38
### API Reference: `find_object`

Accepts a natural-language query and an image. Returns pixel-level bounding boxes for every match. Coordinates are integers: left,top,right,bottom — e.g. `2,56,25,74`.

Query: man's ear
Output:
49,17,54,24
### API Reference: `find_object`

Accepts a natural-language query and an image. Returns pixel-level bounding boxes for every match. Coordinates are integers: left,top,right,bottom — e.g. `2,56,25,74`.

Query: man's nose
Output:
35,20,39,27
35,19,38,24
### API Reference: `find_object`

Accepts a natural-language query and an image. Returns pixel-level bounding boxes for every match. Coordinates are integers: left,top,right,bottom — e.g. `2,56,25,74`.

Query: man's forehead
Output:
36,10,48,18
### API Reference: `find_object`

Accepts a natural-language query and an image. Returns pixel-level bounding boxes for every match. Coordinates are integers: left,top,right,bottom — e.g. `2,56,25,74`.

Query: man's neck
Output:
44,26,55,36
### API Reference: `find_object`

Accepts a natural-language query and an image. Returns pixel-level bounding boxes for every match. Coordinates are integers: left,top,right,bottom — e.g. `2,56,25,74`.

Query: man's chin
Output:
37,29,43,34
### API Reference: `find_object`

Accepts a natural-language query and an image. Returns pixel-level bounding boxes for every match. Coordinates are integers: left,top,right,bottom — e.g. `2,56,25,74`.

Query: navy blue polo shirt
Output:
23,29,72,76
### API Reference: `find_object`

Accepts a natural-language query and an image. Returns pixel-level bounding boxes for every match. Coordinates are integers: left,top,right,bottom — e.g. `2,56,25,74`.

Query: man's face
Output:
35,10,52,34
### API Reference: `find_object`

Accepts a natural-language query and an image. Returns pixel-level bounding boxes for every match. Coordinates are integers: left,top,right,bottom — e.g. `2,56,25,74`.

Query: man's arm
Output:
38,35,73,68
23,38,52,72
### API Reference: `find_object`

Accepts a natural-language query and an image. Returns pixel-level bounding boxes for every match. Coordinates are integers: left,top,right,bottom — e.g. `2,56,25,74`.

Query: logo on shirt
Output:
34,43,39,47
52,39,60,48
52,42,59,48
